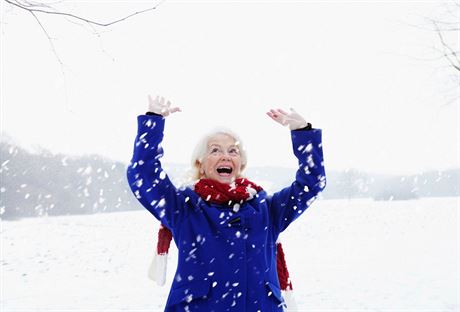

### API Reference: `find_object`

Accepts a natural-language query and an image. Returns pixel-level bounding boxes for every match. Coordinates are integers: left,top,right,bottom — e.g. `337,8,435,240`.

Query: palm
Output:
148,95,181,117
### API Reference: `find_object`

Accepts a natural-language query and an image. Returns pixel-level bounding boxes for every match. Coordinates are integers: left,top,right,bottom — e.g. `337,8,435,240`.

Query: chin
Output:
216,176,234,184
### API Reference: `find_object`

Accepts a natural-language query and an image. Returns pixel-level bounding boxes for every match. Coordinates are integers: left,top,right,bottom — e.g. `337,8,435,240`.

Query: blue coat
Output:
127,115,326,312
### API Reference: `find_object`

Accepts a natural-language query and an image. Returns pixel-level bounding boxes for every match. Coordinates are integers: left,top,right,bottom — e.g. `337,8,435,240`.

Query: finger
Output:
154,95,160,104
269,109,279,118
170,107,181,114
267,111,286,124
274,109,289,118
166,100,171,108
266,112,278,122
277,108,289,116
159,97,165,106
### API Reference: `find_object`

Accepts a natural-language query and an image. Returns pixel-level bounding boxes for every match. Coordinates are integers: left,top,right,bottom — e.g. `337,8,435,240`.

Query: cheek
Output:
233,158,243,172
202,156,217,172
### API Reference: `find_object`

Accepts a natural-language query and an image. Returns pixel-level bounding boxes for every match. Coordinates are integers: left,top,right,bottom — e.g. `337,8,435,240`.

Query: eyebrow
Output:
208,144,239,149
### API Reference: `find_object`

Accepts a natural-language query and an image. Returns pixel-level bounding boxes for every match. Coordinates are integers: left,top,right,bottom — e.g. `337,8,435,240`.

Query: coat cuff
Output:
293,123,312,131
146,111,163,117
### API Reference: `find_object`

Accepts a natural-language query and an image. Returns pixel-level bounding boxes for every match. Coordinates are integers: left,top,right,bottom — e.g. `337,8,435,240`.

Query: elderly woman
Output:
126,95,326,312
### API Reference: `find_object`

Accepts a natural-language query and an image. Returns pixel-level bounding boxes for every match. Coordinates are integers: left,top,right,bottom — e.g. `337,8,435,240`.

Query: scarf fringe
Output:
282,289,298,312
148,252,168,286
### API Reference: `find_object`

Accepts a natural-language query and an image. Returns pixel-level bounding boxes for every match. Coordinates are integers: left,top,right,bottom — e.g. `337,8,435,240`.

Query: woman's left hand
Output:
266,108,308,130
148,95,182,117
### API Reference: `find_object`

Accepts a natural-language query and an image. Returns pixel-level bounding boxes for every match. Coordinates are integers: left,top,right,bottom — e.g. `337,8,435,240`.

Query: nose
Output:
220,152,232,160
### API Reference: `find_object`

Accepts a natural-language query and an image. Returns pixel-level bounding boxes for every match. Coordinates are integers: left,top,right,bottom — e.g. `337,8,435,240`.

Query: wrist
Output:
292,122,312,131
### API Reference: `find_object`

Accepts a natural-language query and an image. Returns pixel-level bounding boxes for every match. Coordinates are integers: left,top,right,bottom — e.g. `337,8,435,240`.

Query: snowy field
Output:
2,197,459,312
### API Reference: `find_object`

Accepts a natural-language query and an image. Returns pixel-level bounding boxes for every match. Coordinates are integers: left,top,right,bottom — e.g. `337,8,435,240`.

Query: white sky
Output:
2,1,459,175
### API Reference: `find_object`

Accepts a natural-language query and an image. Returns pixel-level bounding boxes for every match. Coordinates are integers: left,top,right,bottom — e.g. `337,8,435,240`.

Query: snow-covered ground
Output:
2,197,459,311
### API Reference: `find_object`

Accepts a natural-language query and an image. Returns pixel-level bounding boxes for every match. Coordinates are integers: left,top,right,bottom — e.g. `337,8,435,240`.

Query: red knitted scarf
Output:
194,178,263,205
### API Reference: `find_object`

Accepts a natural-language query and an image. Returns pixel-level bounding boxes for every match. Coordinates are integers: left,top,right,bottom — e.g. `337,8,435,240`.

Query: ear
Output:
195,160,204,174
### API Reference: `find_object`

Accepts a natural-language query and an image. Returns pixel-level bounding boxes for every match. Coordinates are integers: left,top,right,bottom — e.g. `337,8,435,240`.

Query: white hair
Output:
187,127,247,182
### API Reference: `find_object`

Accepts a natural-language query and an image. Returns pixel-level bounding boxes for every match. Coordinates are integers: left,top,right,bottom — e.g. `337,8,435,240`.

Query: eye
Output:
210,147,221,154
229,148,239,155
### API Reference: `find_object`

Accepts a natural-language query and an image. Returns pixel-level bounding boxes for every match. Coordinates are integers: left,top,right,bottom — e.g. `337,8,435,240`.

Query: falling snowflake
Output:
307,155,315,168
158,198,166,207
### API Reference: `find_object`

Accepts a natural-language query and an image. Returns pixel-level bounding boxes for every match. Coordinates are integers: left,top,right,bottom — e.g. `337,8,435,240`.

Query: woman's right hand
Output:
266,108,308,130
148,95,182,117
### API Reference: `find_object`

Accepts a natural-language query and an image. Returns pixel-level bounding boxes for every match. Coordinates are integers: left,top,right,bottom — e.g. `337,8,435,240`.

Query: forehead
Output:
207,133,238,146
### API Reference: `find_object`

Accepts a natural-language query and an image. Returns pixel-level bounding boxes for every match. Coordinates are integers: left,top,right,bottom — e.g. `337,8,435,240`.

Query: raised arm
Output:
266,108,326,234
126,95,185,230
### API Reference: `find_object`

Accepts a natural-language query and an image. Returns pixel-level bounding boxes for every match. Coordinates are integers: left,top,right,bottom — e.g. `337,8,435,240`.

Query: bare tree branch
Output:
425,1,460,75
3,0,165,74
18,0,57,10
27,7,75,113
432,19,460,71
4,0,164,27
29,9,63,66
420,1,460,106
434,28,460,31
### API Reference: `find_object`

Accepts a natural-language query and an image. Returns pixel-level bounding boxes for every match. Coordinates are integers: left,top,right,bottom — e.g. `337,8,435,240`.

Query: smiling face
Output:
199,133,243,184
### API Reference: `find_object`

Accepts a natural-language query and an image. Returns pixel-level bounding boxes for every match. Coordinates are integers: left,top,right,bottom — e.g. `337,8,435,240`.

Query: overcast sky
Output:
2,1,459,175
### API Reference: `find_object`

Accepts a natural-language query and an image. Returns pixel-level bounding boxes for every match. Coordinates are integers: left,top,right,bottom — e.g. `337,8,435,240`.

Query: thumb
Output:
170,107,182,114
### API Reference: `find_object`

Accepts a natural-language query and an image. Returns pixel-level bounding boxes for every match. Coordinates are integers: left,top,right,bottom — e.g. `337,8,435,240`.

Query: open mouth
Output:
216,167,233,175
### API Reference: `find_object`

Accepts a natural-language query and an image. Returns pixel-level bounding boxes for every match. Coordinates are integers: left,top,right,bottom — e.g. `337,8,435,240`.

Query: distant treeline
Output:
0,141,136,220
1,141,458,220
295,169,459,200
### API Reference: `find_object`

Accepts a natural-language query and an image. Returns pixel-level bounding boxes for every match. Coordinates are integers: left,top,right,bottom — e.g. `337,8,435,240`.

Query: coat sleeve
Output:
268,129,326,234
126,114,188,230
